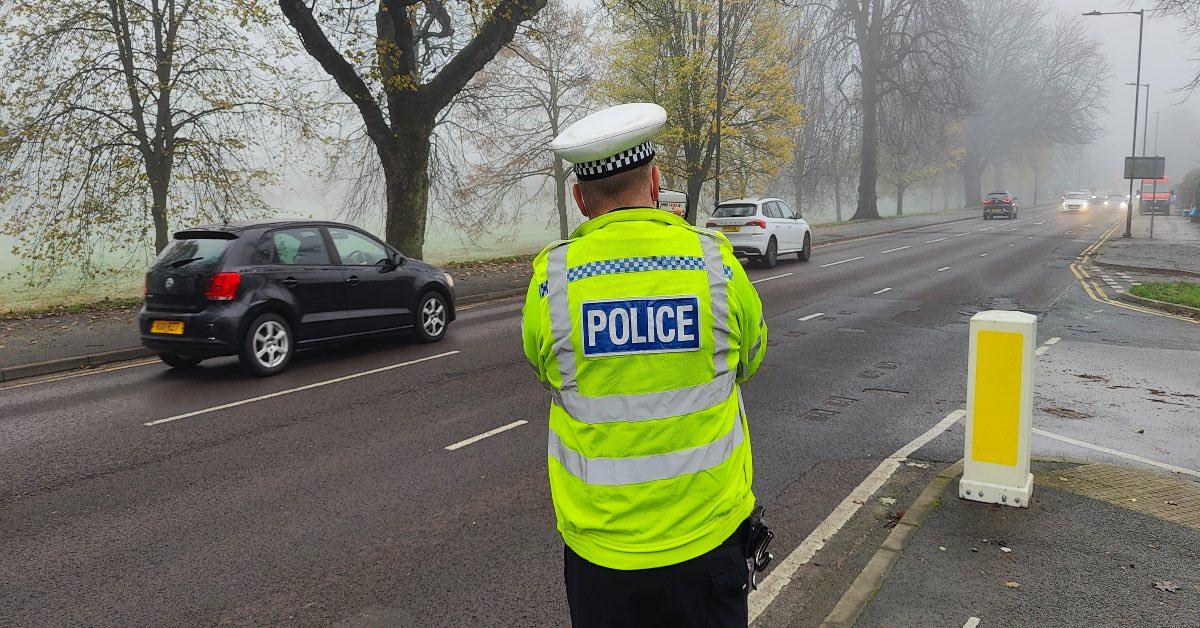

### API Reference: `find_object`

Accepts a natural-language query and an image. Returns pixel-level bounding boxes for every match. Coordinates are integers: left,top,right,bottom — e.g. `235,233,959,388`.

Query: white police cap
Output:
550,103,667,181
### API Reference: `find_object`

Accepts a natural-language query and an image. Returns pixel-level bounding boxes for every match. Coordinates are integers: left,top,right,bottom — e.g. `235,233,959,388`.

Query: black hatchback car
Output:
140,220,456,376
983,191,1018,220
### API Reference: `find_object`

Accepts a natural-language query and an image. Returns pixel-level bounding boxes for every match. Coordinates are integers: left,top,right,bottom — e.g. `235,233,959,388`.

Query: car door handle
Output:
281,276,299,287
346,275,360,286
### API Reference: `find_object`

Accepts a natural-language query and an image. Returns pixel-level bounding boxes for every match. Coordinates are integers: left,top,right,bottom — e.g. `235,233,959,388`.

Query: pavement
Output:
4,204,1199,626
856,460,1200,628
1094,211,1200,277
0,206,983,372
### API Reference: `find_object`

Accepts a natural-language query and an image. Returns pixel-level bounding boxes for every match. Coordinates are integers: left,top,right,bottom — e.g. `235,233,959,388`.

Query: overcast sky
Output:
1054,1,1200,189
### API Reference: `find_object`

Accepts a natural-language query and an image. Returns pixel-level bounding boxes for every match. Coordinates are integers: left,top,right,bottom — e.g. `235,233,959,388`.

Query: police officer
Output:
521,103,769,627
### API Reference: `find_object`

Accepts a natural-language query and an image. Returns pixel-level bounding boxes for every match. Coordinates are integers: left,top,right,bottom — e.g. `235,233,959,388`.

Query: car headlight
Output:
1104,200,1109,206
1121,202,1128,209
444,272,455,288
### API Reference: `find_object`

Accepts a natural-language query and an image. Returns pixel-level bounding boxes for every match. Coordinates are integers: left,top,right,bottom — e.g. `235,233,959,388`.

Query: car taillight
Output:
746,219,767,229
984,199,991,204
205,272,241,301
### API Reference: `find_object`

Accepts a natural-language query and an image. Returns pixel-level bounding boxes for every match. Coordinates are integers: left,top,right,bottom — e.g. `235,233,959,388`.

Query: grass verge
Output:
0,296,144,321
1129,282,1200,309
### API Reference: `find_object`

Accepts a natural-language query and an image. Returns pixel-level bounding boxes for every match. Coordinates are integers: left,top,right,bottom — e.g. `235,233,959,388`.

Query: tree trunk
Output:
553,158,570,239
381,118,434,259
961,148,984,209
685,175,705,225
895,182,905,216
147,160,171,253
853,62,881,220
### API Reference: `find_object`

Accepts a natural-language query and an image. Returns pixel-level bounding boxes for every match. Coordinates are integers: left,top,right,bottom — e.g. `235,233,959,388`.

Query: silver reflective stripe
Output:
548,412,745,485
552,371,736,423
748,320,764,360
699,234,732,376
546,245,575,390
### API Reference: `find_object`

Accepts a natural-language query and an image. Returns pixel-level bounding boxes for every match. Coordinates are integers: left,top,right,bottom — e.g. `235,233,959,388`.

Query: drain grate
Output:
824,396,859,408
857,370,884,379
800,408,840,422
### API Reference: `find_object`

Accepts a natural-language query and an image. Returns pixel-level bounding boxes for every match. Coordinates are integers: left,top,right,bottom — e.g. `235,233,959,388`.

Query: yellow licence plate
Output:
721,226,741,233
150,320,184,335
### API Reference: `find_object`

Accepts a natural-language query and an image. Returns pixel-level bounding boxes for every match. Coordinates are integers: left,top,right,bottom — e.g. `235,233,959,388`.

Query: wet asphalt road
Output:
2,206,1180,627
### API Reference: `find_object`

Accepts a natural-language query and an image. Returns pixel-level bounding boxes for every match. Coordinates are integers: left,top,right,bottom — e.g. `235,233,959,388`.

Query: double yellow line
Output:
1068,221,1198,324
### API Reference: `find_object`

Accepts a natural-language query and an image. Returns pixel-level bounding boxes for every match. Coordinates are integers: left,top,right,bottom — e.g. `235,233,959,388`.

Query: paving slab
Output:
1095,213,1200,276
857,461,1200,628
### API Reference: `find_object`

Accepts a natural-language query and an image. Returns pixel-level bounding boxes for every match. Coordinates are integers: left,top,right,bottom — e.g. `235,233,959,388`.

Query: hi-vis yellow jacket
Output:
521,208,767,570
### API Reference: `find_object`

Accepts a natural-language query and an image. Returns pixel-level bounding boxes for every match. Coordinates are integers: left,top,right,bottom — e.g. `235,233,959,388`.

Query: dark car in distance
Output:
140,220,456,376
983,191,1018,219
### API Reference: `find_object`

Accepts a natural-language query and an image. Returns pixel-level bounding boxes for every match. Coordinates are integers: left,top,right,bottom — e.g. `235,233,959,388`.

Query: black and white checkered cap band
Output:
573,141,655,181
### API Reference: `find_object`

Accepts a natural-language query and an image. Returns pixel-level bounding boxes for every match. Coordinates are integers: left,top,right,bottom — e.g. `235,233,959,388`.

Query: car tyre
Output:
240,312,293,377
797,233,811,262
160,353,202,369
760,237,778,269
415,291,449,343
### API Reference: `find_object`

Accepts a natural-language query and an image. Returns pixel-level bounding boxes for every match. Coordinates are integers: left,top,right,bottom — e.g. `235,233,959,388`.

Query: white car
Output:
1061,191,1090,213
706,197,811,268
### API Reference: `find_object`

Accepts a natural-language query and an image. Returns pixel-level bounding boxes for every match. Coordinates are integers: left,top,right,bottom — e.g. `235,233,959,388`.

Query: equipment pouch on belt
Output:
745,506,774,590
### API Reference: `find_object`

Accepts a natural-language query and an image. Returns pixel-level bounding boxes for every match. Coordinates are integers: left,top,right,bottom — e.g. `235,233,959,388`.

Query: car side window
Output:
272,227,331,265
776,201,796,219
762,202,780,219
328,227,389,266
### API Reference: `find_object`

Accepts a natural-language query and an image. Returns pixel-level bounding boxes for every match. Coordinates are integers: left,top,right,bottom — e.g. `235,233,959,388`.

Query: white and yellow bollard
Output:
960,310,1035,507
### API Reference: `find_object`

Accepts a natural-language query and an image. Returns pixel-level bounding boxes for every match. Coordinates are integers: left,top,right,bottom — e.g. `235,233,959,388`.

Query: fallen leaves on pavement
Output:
1153,581,1180,593
1004,581,1020,589
1041,406,1092,420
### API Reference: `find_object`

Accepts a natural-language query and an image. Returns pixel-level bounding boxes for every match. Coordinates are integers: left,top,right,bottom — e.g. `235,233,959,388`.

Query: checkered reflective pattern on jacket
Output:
537,256,733,297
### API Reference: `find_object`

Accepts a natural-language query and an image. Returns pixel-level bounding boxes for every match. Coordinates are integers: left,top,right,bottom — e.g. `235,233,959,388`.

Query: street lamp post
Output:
1086,9,1144,238
714,0,725,211
1125,82,1149,156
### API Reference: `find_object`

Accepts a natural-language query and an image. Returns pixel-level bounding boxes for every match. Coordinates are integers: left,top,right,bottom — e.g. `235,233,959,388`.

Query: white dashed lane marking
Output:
145,351,461,426
925,237,947,243
1045,337,1060,345
798,312,824,322
880,246,911,254
1035,346,1048,356
751,272,794,284
937,266,950,272
953,232,970,237
445,420,528,451
872,287,893,295
820,256,864,268
979,253,989,257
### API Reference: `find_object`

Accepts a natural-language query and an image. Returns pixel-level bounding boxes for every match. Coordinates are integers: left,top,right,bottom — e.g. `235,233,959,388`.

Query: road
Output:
2,206,1189,627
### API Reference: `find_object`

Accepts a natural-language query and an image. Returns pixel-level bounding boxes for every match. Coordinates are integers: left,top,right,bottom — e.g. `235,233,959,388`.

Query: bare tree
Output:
819,0,971,220
0,0,315,278
958,0,1108,205
452,0,600,240
277,0,548,259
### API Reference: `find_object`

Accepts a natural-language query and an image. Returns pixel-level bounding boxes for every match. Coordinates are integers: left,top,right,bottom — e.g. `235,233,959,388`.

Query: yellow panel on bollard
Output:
960,310,1035,507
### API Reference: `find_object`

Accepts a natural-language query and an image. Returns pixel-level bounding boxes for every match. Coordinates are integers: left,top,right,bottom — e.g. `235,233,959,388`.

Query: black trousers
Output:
563,519,752,628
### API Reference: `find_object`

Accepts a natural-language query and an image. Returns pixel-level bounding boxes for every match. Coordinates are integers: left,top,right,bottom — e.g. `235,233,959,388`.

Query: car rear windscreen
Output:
153,237,232,270
713,204,757,218
987,193,1009,199
1065,193,1087,200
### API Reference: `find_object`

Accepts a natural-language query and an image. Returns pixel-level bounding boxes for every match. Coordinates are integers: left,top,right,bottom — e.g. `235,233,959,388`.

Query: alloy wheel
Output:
253,320,289,369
